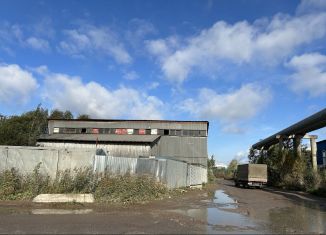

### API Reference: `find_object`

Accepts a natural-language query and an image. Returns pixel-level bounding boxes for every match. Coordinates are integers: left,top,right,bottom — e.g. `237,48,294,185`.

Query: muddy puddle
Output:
171,189,326,234
213,190,238,209
267,204,326,233
32,209,93,215
170,190,262,233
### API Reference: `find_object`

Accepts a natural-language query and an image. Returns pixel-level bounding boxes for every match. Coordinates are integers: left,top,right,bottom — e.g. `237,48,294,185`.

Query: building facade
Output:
37,119,209,166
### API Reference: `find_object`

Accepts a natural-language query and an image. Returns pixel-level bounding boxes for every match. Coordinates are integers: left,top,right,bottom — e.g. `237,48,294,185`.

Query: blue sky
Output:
0,0,325,164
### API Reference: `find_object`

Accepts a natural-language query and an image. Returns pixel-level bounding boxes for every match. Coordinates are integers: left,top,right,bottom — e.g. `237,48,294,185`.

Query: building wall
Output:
317,140,326,166
38,142,151,158
43,119,208,166
48,120,208,134
151,136,208,166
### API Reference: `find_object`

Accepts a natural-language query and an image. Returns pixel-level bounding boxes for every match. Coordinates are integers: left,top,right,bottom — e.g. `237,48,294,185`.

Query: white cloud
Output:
126,19,156,42
59,24,132,64
286,53,326,96
147,10,326,83
297,0,326,14
26,37,50,52
181,84,271,122
235,150,249,163
147,82,160,90
0,64,38,104
222,124,246,134
123,71,139,80
42,72,164,119
0,21,52,54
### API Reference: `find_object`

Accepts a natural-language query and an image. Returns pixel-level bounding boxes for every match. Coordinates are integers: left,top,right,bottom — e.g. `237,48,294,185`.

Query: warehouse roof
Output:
48,118,209,128
38,134,161,144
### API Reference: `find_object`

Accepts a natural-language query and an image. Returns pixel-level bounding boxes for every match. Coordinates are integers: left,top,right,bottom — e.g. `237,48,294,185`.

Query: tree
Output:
49,109,73,119
0,105,48,146
248,148,260,163
77,114,90,119
207,155,215,168
225,159,238,179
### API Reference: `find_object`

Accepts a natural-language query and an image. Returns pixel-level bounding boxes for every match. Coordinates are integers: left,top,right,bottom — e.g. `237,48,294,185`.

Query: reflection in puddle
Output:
170,190,260,233
32,209,93,215
214,190,238,209
268,205,326,234
170,208,259,233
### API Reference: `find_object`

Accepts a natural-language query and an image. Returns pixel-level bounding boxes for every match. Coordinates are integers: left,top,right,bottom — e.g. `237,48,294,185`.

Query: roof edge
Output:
47,118,209,123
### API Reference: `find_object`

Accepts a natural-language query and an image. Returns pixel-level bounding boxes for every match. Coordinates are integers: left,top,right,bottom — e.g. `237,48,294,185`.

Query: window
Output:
164,129,169,135
176,130,181,136
199,130,207,137
63,128,76,134
158,129,164,135
169,130,176,136
182,130,189,136
81,128,87,134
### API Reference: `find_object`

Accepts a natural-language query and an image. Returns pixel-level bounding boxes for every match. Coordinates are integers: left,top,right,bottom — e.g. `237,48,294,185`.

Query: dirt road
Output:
0,180,326,234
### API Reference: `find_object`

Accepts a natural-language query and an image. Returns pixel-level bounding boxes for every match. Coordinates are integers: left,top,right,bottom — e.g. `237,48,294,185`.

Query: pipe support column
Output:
310,137,317,171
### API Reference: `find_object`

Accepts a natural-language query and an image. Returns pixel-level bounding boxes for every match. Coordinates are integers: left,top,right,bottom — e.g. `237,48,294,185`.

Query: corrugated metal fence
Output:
93,155,207,188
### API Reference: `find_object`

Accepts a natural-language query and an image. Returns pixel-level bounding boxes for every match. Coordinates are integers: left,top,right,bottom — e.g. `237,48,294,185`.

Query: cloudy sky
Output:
0,0,325,164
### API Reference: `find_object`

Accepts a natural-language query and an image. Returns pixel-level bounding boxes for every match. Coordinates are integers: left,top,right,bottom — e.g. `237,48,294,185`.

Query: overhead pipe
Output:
252,108,326,149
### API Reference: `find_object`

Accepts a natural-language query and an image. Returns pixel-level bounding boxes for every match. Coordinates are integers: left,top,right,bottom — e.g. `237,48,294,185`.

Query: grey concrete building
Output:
37,119,209,166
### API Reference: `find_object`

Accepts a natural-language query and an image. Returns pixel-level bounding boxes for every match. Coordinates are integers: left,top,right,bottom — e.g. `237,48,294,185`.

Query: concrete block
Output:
33,194,94,203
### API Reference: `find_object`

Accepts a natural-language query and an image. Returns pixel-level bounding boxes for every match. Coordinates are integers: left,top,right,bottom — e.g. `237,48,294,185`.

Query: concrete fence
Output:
0,146,207,189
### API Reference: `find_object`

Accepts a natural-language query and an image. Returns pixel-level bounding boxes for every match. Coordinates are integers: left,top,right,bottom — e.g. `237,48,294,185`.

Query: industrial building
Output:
37,119,209,166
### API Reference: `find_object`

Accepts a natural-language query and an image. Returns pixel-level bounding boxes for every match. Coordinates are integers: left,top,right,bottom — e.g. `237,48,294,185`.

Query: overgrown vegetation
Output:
249,145,326,196
0,106,90,146
207,155,216,182
224,159,238,179
0,165,168,203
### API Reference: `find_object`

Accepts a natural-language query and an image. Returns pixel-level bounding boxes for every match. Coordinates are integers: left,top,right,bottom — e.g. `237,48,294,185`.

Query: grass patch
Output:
0,164,169,203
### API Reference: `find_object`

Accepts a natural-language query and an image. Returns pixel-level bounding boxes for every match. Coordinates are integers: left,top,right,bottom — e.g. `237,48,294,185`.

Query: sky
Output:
0,0,325,164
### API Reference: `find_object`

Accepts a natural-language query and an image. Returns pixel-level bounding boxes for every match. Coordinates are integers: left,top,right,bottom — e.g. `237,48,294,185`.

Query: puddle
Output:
213,190,238,209
170,208,260,233
169,190,261,233
31,209,93,215
267,205,326,234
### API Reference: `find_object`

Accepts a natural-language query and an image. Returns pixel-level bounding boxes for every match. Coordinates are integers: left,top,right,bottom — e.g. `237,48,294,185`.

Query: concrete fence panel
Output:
57,149,94,172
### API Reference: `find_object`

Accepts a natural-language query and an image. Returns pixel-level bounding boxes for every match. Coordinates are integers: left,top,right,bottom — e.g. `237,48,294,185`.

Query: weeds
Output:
0,164,169,203
95,174,167,203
